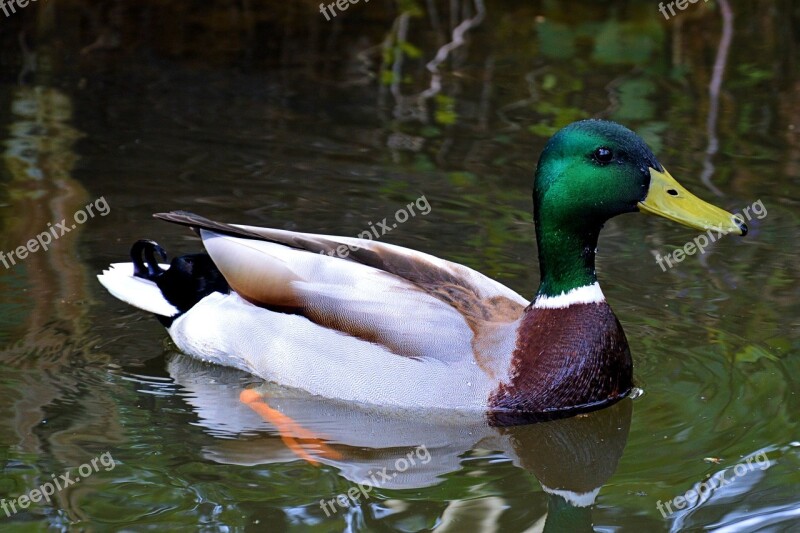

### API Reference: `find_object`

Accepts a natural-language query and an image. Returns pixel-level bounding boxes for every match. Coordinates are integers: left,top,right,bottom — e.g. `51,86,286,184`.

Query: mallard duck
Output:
99,120,746,419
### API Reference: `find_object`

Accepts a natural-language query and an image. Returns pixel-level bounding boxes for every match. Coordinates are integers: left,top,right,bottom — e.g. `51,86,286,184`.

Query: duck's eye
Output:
593,147,614,164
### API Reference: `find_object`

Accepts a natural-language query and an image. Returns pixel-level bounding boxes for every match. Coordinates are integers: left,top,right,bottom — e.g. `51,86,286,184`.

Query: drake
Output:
99,120,746,420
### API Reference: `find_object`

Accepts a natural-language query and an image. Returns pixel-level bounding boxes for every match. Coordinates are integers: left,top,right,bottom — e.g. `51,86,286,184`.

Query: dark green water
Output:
0,1,798,531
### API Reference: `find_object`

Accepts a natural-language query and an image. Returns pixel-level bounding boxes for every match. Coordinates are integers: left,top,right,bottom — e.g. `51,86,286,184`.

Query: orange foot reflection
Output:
239,389,342,466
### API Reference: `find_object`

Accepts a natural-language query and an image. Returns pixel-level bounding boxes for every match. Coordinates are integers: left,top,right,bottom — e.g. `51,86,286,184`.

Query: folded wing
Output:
156,211,528,362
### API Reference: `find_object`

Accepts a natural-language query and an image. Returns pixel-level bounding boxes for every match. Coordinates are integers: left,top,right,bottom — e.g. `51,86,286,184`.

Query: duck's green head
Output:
533,119,746,298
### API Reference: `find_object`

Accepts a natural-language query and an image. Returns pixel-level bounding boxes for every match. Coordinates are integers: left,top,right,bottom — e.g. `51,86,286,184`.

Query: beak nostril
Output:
666,189,679,196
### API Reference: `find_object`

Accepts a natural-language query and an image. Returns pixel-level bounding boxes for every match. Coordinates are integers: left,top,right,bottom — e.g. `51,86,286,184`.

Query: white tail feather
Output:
97,263,180,317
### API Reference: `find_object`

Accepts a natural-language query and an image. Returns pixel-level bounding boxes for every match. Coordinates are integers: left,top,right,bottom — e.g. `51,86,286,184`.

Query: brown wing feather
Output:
154,211,525,327
155,211,351,257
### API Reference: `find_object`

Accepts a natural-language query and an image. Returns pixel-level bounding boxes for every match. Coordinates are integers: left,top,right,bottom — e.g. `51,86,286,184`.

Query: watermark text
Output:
654,199,765,272
319,444,431,517
0,0,42,19
319,0,369,21
321,194,431,259
1,451,117,517
0,196,111,270
658,0,710,21
656,451,770,518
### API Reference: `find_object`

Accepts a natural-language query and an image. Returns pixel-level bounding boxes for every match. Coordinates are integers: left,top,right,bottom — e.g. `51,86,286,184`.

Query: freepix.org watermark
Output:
654,199,765,272
319,0,369,21
319,444,431,517
320,194,431,260
658,0,710,21
0,196,111,270
656,451,770,518
1,451,117,517
0,0,40,19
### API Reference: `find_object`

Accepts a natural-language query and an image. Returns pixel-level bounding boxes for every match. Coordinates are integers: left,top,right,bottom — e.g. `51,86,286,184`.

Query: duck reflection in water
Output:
165,353,632,531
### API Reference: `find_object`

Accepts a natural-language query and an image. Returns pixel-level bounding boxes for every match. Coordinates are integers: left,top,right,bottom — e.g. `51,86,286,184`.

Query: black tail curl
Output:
131,240,229,325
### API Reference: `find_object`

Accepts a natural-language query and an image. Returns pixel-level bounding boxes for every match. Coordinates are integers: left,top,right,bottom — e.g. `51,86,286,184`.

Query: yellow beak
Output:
638,168,747,236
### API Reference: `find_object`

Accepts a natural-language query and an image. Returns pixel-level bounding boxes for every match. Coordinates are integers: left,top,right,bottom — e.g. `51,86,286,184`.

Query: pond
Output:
0,0,798,531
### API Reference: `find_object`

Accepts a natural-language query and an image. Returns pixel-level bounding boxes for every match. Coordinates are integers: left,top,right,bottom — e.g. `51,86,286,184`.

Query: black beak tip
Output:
734,217,748,236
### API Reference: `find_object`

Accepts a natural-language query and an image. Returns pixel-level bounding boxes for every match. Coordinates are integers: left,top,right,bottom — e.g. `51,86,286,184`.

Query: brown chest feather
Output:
488,302,632,423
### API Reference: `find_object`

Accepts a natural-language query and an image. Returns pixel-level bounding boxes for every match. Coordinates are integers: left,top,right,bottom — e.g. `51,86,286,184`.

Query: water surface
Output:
0,1,798,531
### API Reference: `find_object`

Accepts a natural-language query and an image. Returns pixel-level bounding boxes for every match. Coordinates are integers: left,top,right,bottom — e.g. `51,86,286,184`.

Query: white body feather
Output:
99,228,529,409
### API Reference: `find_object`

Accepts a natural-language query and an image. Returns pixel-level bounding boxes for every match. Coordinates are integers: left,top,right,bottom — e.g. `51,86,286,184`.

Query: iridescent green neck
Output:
534,203,601,298
530,120,662,299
